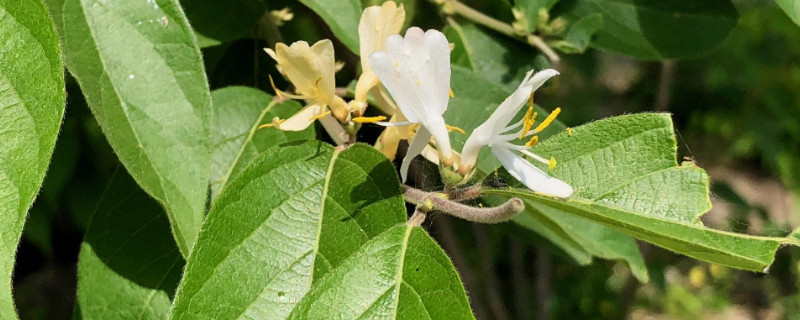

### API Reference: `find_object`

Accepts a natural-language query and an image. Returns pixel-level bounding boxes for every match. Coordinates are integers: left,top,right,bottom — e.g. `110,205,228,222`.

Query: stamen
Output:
269,75,283,100
525,135,539,147
548,157,557,170
518,149,550,165
269,75,306,100
520,94,538,139
352,115,388,123
446,124,465,134
533,107,561,134
257,117,284,129
309,111,331,121
566,127,573,136
449,88,454,98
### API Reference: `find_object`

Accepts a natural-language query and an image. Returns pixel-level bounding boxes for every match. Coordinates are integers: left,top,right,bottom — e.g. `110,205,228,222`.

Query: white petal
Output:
485,69,560,136
422,114,452,159
492,147,573,198
368,28,450,124
424,29,451,114
369,50,422,123
400,126,432,182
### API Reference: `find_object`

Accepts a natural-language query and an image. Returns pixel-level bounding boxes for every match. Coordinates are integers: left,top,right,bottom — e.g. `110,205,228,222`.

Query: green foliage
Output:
48,0,213,256
486,114,783,271
181,0,266,47
556,0,739,59
3,0,799,318
288,225,474,319
0,0,64,316
209,87,314,200
776,0,800,27
75,170,183,319
298,0,362,53
551,13,602,54
172,142,416,318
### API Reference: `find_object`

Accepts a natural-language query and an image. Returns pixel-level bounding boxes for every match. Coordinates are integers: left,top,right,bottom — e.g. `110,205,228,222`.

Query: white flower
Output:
368,27,453,181
460,69,573,198
352,1,405,114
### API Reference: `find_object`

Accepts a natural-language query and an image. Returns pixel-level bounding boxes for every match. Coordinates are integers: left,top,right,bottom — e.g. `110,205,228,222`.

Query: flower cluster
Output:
263,1,572,198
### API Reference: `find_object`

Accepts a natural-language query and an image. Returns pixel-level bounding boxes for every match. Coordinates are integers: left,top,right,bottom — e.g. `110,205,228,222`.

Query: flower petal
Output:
368,28,451,124
276,104,325,131
492,147,573,198
400,125,432,182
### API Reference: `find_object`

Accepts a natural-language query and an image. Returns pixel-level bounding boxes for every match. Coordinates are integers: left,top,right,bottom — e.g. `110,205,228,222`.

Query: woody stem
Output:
401,185,524,224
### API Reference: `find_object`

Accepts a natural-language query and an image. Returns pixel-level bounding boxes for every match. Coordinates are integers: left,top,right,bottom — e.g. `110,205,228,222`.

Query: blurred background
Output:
14,0,800,319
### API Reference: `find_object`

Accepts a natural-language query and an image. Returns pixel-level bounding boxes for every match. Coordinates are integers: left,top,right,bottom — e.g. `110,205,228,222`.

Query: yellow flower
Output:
264,39,348,131
351,1,405,115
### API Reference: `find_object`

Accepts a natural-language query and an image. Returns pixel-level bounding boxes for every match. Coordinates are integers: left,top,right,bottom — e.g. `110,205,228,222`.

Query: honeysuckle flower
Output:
460,69,573,198
351,1,405,115
262,39,348,131
369,27,453,181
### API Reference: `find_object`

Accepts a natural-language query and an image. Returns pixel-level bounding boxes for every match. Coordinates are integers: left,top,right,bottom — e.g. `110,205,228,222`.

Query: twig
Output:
318,115,350,146
401,185,524,223
472,224,511,320
441,0,561,65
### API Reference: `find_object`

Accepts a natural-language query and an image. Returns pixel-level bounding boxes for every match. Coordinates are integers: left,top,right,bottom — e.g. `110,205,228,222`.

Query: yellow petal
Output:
277,104,326,131
271,40,337,105
359,1,406,75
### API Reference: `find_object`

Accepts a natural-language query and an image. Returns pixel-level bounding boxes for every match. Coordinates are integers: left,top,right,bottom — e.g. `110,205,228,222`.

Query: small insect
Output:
486,176,507,188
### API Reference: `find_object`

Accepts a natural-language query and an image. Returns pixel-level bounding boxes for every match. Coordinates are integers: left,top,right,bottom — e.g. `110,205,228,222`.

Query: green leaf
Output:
447,67,646,280
485,113,785,272
75,169,184,319
444,23,550,91
50,0,213,256
181,0,266,47
209,86,314,201
560,0,739,60
776,0,800,27
551,12,602,54
170,142,407,319
515,0,560,32
288,225,474,319
298,0,361,53
446,65,565,174
0,0,64,317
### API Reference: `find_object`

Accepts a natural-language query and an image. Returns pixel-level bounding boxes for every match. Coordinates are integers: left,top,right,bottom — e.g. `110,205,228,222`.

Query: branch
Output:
401,185,524,223
441,0,561,64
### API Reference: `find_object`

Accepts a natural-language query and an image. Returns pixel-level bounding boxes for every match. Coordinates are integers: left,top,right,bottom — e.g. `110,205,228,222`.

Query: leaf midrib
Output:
214,98,279,199
488,189,780,265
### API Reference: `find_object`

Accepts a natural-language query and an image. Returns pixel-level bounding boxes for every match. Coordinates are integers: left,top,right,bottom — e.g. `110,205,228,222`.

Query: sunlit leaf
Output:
170,142,407,319
287,225,474,319
209,86,314,201
48,0,213,256
0,0,64,316
486,113,784,272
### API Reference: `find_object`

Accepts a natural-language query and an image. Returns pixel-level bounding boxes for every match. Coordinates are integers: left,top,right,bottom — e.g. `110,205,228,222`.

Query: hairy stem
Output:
401,185,524,223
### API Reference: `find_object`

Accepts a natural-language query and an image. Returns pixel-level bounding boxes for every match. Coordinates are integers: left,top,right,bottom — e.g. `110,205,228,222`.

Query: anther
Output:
548,157,557,170
525,135,539,147
446,124,465,134
352,115,388,123
533,107,561,134
449,88,454,98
